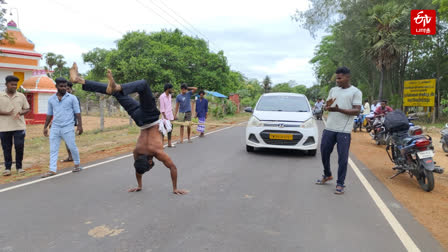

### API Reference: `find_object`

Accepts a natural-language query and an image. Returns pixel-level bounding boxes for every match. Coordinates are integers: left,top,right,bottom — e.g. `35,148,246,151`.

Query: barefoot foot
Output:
106,69,121,94
69,63,85,84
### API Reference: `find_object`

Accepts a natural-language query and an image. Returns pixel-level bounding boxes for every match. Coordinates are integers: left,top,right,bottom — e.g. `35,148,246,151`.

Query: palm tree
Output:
55,54,66,77
45,52,57,77
363,3,408,101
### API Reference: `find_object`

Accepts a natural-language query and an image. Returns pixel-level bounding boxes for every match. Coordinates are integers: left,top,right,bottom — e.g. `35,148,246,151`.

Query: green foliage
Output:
294,0,448,121
82,30,241,95
441,96,448,114
262,75,272,93
0,1,13,43
434,0,448,21
44,53,58,72
208,97,237,119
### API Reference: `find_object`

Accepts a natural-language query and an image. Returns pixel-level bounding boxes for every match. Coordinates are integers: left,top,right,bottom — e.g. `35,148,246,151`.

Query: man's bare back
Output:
69,63,187,195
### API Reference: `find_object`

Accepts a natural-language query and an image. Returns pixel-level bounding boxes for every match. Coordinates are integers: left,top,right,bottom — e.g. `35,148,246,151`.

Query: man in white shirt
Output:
315,67,362,195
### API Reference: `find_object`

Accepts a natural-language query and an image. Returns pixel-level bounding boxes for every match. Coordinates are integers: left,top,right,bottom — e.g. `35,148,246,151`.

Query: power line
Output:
134,0,178,30
153,0,211,43
146,0,201,39
151,0,221,51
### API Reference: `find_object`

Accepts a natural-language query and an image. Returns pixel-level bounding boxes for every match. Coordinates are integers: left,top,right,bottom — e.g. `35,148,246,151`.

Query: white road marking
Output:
321,118,420,251
0,122,244,194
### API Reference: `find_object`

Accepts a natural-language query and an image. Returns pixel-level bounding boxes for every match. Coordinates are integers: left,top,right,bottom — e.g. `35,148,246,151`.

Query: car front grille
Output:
259,130,303,146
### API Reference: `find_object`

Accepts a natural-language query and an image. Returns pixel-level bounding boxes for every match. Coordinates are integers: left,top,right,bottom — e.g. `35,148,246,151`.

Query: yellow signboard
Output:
403,79,436,107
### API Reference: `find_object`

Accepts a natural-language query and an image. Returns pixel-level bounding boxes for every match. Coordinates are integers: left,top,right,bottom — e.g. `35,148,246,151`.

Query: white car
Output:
245,93,319,156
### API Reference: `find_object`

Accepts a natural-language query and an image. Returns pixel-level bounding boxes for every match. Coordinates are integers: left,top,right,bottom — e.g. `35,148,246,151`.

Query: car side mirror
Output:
244,107,253,113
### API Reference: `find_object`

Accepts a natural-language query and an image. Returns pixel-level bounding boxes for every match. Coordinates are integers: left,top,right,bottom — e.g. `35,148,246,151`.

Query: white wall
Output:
38,93,53,114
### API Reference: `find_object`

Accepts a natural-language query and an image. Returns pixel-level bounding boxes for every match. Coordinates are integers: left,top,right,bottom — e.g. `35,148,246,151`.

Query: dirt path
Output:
0,114,250,185
24,116,131,139
350,130,448,249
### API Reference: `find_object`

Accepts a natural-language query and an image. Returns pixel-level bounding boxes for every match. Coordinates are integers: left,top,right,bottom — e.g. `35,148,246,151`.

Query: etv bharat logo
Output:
411,10,436,35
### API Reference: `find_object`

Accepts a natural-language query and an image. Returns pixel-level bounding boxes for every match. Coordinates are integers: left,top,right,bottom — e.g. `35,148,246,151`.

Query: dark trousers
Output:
161,123,173,141
0,130,26,170
320,129,351,186
83,80,160,126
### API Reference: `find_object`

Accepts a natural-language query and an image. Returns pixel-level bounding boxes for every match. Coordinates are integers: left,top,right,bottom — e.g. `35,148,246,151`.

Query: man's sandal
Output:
335,185,345,195
316,175,333,185
72,167,82,173
41,171,57,178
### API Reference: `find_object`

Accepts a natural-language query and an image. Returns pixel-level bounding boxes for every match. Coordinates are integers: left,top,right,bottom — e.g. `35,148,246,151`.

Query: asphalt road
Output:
0,121,443,252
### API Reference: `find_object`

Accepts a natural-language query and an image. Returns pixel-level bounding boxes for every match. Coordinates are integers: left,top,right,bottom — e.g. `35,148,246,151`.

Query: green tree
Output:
272,82,292,93
102,30,232,94
44,52,58,75
82,48,111,81
55,55,66,77
362,2,408,101
0,1,13,43
262,75,272,93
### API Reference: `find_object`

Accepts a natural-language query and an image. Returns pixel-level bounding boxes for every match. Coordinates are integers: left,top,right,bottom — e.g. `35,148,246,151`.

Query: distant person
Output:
159,83,175,148
316,67,362,195
314,98,324,111
68,63,187,194
374,100,393,116
42,77,83,177
0,75,30,176
174,84,197,143
60,81,82,162
370,100,377,114
195,90,209,137
363,99,370,115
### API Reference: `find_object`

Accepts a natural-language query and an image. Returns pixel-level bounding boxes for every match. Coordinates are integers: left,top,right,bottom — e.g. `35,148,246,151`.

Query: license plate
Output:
269,133,293,140
417,150,434,159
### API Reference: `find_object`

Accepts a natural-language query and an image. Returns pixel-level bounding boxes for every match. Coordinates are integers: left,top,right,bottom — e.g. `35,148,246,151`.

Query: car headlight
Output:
248,116,263,127
301,118,315,128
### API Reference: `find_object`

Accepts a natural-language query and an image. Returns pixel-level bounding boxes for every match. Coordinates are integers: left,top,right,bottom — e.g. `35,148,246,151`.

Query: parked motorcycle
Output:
370,115,386,145
353,114,364,132
441,123,448,153
365,114,375,133
385,111,443,192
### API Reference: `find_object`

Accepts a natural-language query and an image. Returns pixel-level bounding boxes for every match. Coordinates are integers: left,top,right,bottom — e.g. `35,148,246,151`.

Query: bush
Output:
209,98,237,119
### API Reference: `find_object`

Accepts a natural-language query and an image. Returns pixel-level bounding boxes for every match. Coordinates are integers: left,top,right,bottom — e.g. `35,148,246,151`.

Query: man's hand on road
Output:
13,112,20,120
173,189,188,195
43,128,49,137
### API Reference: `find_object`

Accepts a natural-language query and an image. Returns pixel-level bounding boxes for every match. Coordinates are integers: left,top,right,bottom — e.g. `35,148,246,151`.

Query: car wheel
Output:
246,145,255,152
307,149,317,156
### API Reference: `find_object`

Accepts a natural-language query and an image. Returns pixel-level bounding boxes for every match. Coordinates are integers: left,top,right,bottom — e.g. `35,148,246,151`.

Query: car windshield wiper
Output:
296,110,309,112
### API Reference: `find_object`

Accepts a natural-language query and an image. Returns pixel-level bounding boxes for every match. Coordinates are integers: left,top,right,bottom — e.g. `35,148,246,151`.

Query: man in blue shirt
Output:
174,84,197,143
42,77,83,177
195,90,208,137
60,81,81,163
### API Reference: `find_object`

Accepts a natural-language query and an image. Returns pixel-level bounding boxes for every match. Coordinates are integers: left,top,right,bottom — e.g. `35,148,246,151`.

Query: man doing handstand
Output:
69,63,187,194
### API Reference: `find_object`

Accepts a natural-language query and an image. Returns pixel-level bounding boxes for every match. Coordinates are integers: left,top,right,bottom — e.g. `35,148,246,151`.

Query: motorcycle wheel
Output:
366,126,372,133
353,122,358,132
443,143,448,153
417,168,435,192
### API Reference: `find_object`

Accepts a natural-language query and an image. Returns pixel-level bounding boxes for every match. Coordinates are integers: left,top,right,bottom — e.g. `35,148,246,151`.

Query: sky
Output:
7,0,322,87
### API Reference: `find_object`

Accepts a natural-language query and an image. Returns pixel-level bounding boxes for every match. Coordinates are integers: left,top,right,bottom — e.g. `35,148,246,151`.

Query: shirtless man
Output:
69,63,187,194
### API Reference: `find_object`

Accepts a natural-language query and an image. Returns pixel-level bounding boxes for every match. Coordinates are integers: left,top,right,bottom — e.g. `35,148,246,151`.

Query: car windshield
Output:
256,95,310,112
